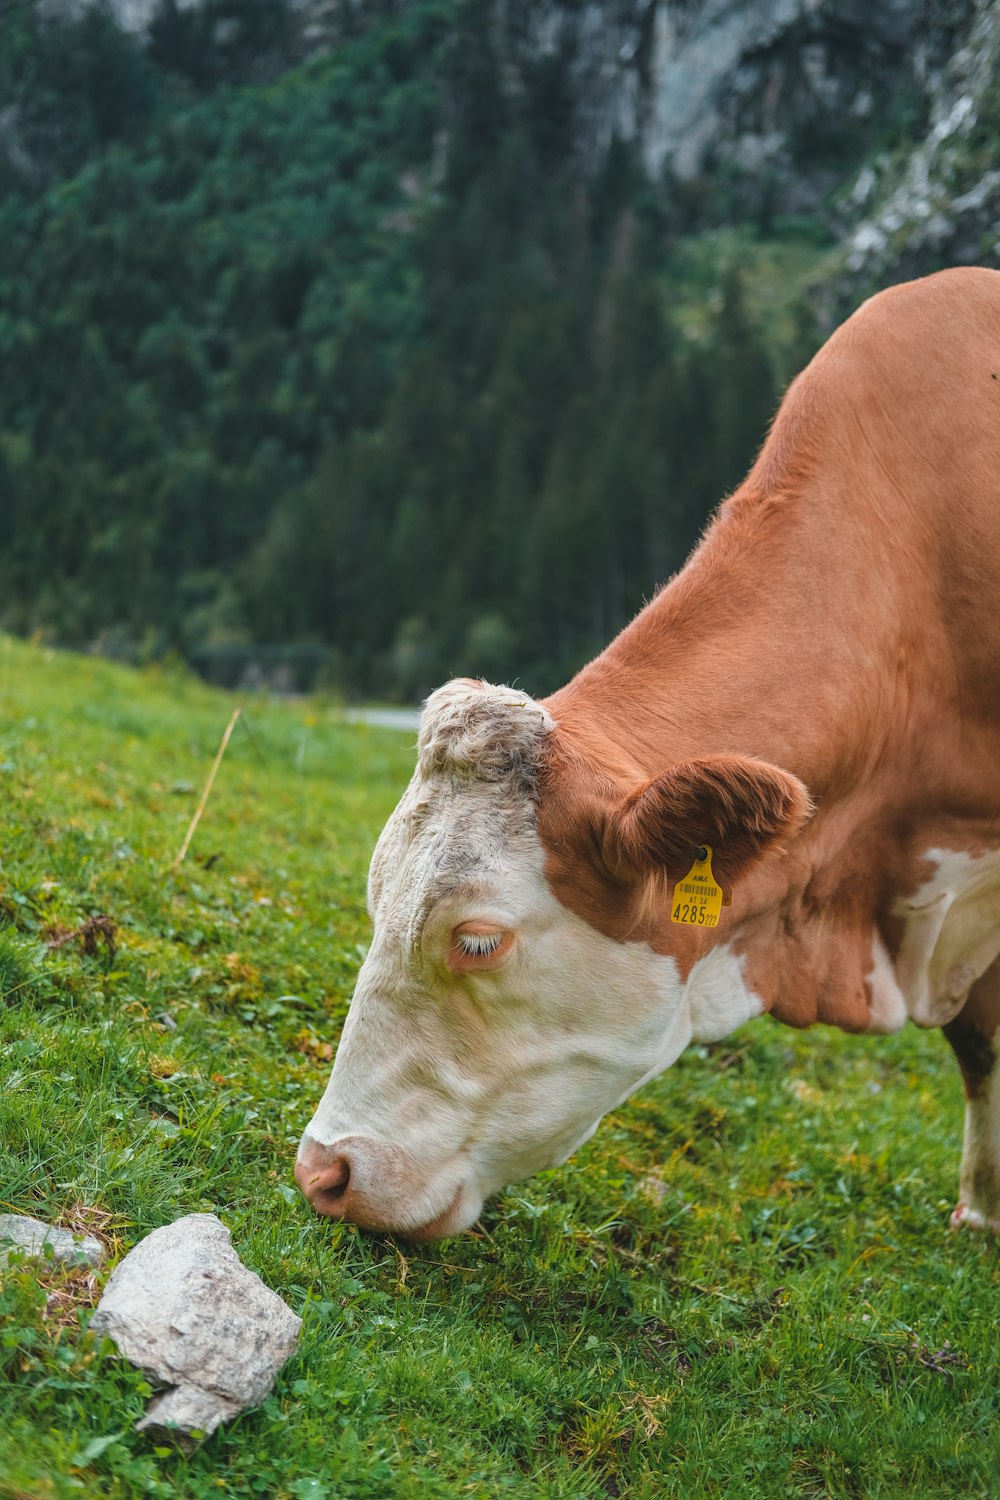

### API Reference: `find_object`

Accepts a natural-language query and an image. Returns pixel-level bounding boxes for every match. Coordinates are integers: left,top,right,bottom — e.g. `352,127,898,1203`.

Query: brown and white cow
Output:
296,266,1000,1239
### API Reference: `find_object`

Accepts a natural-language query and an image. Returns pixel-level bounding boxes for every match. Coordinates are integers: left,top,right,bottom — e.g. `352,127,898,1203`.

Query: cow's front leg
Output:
943,962,1000,1234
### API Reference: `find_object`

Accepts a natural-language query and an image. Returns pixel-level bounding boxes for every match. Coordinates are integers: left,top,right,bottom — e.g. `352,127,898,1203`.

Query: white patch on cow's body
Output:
894,847,1000,1026
686,943,764,1043
863,932,908,1035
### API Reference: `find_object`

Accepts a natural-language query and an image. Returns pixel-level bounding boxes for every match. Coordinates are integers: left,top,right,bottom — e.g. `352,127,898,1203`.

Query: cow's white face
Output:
296,679,785,1237
295,682,691,1236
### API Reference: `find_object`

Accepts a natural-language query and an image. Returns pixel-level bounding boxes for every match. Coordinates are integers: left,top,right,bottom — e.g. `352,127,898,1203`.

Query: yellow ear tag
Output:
671,845,724,928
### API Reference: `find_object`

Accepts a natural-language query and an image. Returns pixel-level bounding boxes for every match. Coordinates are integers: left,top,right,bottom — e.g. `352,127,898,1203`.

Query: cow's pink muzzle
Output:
294,1133,470,1241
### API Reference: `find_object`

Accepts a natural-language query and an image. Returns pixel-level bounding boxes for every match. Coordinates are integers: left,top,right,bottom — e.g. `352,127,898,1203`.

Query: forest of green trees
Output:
0,0,825,698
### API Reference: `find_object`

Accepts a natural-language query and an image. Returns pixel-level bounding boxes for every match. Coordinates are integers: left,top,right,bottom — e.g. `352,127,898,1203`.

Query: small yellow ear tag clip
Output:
671,845,725,928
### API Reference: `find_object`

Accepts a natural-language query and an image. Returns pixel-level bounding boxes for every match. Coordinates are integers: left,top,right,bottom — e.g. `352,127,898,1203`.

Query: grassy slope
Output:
0,635,997,1499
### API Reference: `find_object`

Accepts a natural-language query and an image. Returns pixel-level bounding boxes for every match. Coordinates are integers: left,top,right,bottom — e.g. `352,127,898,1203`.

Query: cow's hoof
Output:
949,1202,1000,1234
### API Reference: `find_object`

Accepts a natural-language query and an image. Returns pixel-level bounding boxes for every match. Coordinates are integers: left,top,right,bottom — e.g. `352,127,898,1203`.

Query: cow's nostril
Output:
295,1147,353,1217
308,1157,351,1215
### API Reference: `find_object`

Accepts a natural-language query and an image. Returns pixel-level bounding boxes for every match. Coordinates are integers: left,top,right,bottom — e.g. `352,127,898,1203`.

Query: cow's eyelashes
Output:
447,925,514,971
456,931,504,957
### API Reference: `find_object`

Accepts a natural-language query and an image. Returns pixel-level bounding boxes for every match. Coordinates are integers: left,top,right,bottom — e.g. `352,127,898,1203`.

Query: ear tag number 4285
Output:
671,845,724,928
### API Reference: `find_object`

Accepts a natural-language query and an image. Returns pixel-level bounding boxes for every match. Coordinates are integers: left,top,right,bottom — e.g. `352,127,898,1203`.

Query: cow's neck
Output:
541,480,925,1036
544,481,882,795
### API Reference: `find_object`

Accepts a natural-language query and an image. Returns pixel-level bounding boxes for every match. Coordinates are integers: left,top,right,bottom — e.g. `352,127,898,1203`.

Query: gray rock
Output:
0,1213,104,1269
90,1213,301,1448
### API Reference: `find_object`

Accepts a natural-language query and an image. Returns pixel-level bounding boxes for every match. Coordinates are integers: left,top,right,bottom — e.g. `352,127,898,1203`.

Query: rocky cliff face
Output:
496,0,975,212
493,0,1000,296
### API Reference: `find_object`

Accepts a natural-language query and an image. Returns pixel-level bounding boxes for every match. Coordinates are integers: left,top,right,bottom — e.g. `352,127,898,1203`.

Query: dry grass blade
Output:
171,706,242,869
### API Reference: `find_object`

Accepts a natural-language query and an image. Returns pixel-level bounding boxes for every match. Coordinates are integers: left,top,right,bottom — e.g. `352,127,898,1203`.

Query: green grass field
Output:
1,634,997,1499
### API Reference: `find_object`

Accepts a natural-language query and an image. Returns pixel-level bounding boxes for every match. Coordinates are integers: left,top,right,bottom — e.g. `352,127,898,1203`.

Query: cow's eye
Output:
447,924,514,972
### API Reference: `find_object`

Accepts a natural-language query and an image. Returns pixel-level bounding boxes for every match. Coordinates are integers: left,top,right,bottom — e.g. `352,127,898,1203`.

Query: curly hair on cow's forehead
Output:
417,678,555,789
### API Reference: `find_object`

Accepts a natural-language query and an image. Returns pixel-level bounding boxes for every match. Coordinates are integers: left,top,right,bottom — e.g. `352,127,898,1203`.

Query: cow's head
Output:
295,679,810,1238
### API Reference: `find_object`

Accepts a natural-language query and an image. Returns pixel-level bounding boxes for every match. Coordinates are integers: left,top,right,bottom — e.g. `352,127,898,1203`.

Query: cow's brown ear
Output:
602,755,812,887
